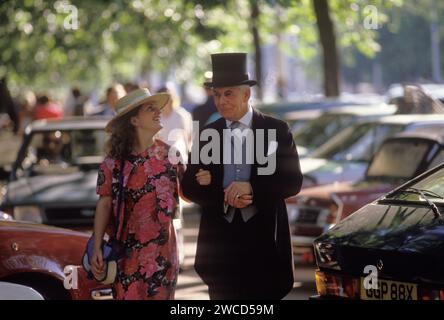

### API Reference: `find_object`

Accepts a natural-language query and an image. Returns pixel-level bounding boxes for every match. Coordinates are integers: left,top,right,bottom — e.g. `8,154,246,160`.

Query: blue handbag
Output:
82,159,126,284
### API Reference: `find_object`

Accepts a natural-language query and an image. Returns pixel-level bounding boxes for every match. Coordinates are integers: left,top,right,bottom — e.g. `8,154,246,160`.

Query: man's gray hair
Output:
239,84,250,92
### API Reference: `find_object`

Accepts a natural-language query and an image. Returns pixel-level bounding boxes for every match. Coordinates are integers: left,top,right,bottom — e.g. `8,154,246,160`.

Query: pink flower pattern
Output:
96,140,182,300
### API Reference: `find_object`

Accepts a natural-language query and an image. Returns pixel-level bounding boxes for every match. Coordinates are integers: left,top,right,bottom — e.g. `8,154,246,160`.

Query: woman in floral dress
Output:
91,88,182,300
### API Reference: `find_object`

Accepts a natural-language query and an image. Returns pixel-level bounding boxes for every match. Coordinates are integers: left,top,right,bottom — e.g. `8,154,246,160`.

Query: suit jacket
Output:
181,109,303,299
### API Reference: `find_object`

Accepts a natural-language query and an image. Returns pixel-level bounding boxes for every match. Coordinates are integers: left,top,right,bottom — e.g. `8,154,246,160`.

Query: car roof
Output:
284,104,396,121
283,109,323,120
25,116,110,133
323,103,397,116
371,114,444,125
387,83,444,99
389,127,444,145
257,98,384,113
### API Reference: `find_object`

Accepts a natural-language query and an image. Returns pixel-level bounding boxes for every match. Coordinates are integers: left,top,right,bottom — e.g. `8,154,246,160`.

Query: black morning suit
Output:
181,109,303,300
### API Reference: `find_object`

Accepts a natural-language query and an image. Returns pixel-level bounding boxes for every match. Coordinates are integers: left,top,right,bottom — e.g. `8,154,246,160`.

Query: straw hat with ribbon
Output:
105,88,170,132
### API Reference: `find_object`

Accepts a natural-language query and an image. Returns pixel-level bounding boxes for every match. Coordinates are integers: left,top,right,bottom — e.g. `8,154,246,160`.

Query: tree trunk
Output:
0,77,19,134
251,0,262,100
430,12,441,83
312,0,340,97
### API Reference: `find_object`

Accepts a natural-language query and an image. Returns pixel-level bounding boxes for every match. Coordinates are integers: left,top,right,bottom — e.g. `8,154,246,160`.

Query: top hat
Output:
105,88,170,132
204,53,257,88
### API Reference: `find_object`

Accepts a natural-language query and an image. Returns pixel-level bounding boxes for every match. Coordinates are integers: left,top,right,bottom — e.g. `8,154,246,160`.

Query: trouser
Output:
208,209,252,300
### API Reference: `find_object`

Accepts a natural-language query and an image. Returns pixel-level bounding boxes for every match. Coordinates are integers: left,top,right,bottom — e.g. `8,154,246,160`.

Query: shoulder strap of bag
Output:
114,159,125,241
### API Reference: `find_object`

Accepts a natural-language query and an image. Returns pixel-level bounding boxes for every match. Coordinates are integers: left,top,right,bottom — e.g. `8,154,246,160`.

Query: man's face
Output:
212,86,250,121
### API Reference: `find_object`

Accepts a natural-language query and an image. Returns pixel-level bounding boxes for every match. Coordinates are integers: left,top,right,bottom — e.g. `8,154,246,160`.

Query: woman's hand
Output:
91,247,104,280
195,169,211,186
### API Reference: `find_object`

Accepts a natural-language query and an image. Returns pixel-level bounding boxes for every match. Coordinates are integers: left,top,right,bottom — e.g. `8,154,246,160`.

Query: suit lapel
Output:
251,109,268,180
212,118,226,189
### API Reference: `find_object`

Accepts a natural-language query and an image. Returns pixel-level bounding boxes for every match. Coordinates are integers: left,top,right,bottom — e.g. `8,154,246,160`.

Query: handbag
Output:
82,159,126,284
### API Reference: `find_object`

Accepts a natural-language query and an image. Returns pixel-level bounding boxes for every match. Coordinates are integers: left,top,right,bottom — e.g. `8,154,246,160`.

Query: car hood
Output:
4,171,98,206
300,158,368,186
297,181,354,199
315,203,444,284
0,219,90,237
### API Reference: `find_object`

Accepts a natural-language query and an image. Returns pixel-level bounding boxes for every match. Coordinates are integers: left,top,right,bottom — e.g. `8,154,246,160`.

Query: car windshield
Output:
385,165,444,204
367,140,432,180
16,129,106,176
289,119,312,133
311,122,405,163
293,113,355,150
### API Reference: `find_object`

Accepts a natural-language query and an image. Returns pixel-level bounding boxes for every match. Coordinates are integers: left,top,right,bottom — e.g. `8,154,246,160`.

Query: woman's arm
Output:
91,195,112,278
93,195,112,248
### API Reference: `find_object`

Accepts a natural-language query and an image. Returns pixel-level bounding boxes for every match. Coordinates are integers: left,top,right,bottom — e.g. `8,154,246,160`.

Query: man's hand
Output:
224,181,253,206
228,194,253,209
196,169,211,186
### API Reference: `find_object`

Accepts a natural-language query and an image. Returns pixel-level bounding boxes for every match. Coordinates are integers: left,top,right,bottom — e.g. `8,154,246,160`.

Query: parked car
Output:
0,217,112,300
0,282,44,300
291,104,396,157
299,114,444,188
0,117,185,265
386,83,444,105
289,127,444,259
313,161,444,300
283,109,322,134
257,95,384,117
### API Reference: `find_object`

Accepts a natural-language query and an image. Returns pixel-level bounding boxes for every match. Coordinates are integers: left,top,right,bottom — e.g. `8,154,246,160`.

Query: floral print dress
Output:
96,140,182,300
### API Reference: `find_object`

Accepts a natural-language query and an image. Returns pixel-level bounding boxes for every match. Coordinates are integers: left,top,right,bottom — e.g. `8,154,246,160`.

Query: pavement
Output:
175,209,317,300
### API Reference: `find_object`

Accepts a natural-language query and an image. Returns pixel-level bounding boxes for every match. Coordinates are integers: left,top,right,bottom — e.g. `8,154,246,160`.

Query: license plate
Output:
360,278,417,300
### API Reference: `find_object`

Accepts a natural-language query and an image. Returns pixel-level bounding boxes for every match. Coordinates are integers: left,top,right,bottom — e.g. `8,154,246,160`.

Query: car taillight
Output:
315,270,359,299
418,288,444,300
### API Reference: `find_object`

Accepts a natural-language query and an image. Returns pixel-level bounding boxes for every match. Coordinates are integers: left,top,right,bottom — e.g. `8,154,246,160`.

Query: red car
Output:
288,128,444,261
0,216,112,300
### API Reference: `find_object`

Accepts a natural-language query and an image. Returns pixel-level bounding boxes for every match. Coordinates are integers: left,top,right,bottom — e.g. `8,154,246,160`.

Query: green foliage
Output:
4,0,438,96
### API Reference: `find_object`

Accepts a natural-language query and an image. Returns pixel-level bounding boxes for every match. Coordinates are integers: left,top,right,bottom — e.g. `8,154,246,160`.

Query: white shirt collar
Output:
226,105,253,129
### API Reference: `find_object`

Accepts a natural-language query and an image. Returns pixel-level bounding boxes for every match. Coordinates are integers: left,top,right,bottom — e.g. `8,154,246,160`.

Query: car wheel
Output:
2,274,71,300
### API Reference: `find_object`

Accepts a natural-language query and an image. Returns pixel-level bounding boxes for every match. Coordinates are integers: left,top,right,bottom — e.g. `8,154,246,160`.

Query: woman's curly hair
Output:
105,106,141,160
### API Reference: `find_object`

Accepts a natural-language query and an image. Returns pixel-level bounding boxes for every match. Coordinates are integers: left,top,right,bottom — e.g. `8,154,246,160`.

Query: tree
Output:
277,0,402,97
312,0,340,96
250,0,263,100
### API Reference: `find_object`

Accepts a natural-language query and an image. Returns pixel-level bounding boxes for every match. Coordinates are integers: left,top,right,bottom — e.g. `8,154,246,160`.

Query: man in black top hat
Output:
181,53,303,299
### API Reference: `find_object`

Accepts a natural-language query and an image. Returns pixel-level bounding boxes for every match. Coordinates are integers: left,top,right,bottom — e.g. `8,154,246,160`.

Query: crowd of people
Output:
0,79,218,156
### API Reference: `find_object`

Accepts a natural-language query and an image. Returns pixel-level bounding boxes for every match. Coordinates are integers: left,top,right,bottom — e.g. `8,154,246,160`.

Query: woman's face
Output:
132,102,163,134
